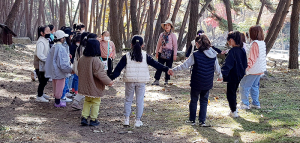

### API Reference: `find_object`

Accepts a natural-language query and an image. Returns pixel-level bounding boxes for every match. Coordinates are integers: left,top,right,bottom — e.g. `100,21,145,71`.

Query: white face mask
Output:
104,36,110,41
76,43,80,47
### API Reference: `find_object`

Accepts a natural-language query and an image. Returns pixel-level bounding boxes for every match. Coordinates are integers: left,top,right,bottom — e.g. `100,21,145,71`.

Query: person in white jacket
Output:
33,25,51,102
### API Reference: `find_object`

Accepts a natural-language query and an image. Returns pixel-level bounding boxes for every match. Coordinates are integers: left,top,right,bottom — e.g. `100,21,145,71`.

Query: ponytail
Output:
130,42,143,62
37,25,48,40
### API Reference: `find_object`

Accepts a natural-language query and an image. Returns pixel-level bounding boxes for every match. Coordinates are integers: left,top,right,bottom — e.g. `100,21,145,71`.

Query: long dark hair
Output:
72,34,81,45
130,35,143,62
195,34,211,52
37,25,49,40
48,24,54,31
83,39,101,57
227,31,244,47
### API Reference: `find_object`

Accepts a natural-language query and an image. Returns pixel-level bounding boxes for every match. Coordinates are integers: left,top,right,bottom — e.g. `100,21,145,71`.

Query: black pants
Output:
189,88,209,123
102,58,113,76
36,69,49,97
154,53,173,81
226,81,240,112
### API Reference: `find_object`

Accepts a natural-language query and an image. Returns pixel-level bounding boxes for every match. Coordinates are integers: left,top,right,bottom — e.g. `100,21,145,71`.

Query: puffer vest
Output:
246,40,266,75
123,51,150,82
191,51,216,90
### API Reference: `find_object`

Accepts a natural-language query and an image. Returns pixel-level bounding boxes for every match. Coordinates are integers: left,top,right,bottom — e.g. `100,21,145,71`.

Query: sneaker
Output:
185,120,196,126
151,80,159,85
35,96,49,102
61,97,72,102
251,104,261,109
81,117,88,126
239,104,250,110
199,122,211,127
42,94,51,100
135,120,143,127
54,101,66,107
71,102,82,110
65,92,74,97
164,80,169,85
229,111,239,118
89,119,100,126
123,117,130,126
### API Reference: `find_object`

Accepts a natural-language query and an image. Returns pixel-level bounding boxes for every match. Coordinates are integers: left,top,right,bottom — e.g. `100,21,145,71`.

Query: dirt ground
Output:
0,44,300,143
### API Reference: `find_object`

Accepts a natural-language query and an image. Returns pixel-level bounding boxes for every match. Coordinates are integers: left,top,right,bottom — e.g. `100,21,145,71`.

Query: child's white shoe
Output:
250,104,261,109
123,117,129,126
229,111,239,118
135,120,143,127
239,104,250,110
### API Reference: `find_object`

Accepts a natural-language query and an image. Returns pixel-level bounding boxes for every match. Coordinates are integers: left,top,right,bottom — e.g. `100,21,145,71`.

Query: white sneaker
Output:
65,92,74,97
61,97,72,102
239,104,250,110
42,94,51,100
35,96,49,102
251,104,261,109
123,117,129,126
135,120,143,127
229,111,239,118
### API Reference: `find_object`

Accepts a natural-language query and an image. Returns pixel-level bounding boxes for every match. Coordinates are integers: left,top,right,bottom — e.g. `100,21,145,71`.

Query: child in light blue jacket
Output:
45,30,73,107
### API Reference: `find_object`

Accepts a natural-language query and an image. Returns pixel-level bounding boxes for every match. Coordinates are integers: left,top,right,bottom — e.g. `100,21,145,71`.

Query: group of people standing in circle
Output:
32,18,266,127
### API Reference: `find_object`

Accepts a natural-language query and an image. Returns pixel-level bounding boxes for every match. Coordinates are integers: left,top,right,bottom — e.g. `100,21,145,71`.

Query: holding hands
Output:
168,69,174,76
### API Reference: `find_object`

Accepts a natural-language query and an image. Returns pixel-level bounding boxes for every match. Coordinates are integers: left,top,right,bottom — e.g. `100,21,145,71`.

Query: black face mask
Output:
45,34,51,38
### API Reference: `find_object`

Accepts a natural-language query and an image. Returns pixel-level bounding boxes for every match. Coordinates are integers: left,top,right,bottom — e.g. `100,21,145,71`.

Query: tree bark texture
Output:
186,0,200,51
223,0,233,31
178,1,191,51
130,0,139,35
288,0,300,69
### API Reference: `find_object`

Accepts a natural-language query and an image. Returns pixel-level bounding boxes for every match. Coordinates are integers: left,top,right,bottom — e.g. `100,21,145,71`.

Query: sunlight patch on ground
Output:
15,115,48,124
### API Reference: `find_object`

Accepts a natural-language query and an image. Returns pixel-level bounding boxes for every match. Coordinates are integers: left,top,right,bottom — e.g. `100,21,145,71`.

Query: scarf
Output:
162,30,171,46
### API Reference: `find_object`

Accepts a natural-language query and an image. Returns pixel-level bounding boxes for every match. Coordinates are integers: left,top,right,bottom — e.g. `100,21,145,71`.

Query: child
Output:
168,34,222,126
99,31,116,76
34,25,51,102
78,37,113,126
71,32,90,110
239,26,266,110
44,30,73,107
69,34,81,97
220,31,248,118
110,35,169,127
48,24,55,48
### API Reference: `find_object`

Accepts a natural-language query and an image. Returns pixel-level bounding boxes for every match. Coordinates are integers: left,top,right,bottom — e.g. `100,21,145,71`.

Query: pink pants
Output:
52,79,65,99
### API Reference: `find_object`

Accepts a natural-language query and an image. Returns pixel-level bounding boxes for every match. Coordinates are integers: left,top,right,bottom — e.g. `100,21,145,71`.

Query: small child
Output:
220,31,248,117
45,30,73,107
110,35,169,127
169,34,222,126
78,37,113,126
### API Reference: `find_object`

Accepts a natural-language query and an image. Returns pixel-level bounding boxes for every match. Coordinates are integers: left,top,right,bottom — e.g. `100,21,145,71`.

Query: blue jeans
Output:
189,88,209,123
72,74,78,92
61,76,70,99
68,74,73,90
239,75,261,106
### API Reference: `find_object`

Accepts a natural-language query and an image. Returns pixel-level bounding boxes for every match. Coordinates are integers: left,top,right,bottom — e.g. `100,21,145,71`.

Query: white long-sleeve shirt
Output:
34,36,50,62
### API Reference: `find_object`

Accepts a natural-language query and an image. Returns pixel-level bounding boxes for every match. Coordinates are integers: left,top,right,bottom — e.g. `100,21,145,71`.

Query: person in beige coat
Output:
78,38,113,126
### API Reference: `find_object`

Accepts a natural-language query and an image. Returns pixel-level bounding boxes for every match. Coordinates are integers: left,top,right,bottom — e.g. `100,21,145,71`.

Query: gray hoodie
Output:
44,42,73,79
173,47,222,79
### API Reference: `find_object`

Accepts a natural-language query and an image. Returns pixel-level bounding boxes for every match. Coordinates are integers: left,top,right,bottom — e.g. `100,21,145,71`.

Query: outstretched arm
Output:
146,54,169,72
172,53,194,72
110,55,127,80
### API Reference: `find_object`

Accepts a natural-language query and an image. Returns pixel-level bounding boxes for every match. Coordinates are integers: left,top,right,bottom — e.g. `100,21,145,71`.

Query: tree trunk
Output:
153,0,168,53
59,0,66,28
110,0,121,52
223,0,233,31
179,34,188,51
84,0,89,28
130,0,139,35
166,0,172,19
137,0,142,25
198,0,212,21
118,0,125,47
178,1,191,51
265,0,286,44
25,0,29,37
96,0,104,34
146,0,154,54
102,0,107,31
138,0,147,34
80,0,85,23
88,0,95,32
72,1,80,25
288,0,300,69
170,0,182,23
67,0,72,26
266,0,291,54
256,0,265,25
125,0,131,48
186,0,200,51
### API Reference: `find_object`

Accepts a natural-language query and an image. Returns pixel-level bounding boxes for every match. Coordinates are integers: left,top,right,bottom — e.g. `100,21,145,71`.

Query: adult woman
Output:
239,26,266,110
34,25,51,102
99,31,116,76
152,20,178,85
